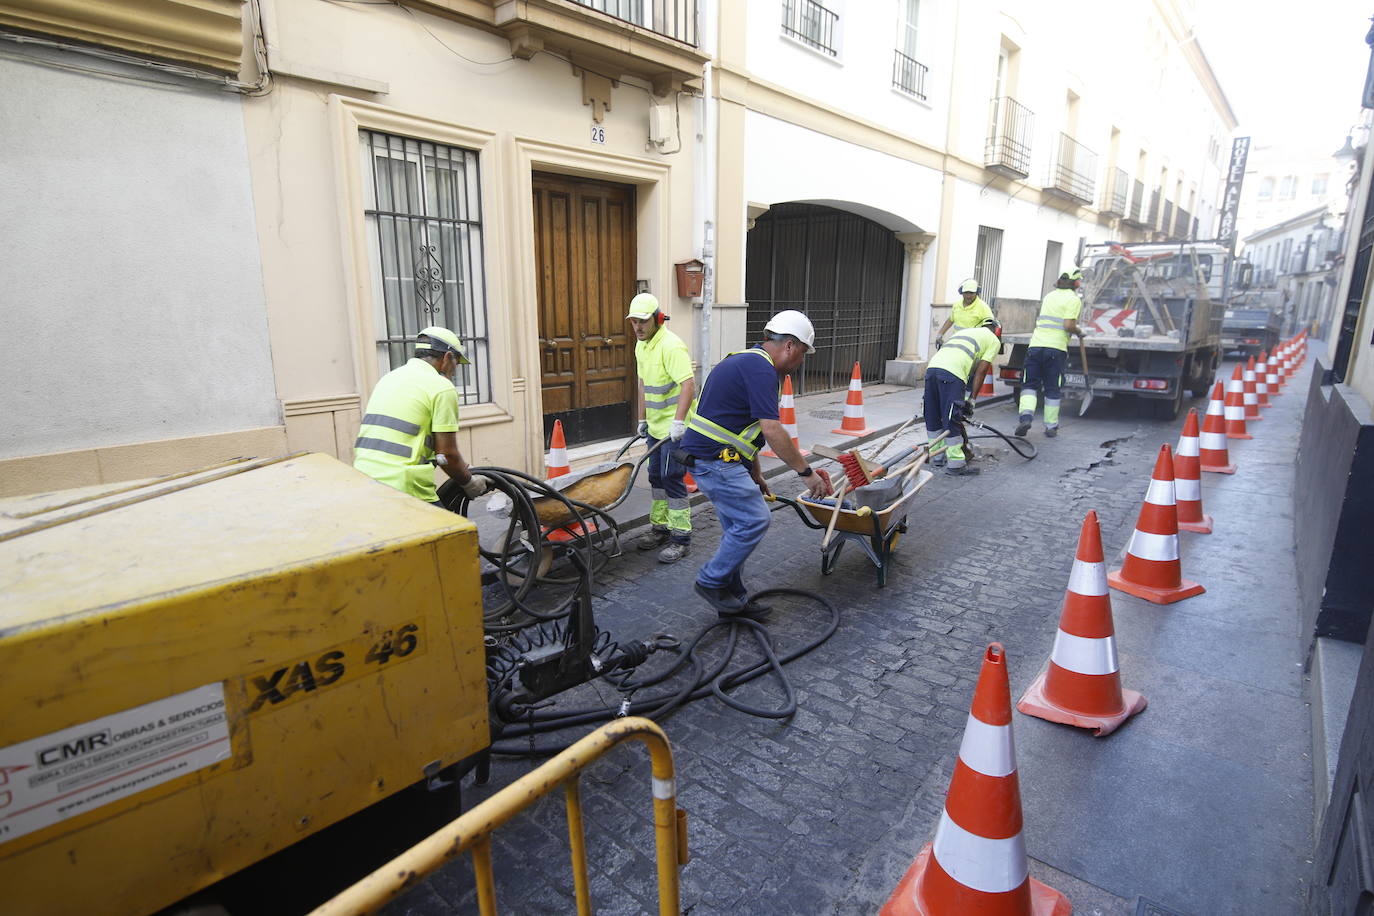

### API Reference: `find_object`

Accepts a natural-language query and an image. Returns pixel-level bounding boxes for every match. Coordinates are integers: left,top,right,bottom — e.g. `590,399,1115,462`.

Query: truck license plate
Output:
1064,373,1085,386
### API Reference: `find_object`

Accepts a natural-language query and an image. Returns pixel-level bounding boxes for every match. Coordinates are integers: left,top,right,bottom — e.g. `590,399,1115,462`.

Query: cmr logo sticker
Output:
245,622,424,715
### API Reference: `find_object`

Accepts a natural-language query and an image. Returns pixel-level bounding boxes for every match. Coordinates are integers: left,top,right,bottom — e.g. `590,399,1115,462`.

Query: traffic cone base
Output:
1107,567,1204,604
1017,661,1147,737
1177,515,1213,535
881,843,1071,916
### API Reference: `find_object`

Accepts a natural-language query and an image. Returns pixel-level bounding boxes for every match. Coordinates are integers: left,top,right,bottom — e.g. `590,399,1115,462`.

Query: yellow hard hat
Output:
626,293,662,320
1062,267,1084,282
416,326,470,364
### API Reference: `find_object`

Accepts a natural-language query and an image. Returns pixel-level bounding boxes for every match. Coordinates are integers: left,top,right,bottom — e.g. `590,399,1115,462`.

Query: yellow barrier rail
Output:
309,717,688,916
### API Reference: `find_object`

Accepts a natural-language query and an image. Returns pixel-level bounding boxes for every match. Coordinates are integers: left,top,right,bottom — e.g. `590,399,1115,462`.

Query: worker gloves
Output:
461,474,490,499
957,398,974,421
670,419,686,441
935,337,944,349
637,419,650,438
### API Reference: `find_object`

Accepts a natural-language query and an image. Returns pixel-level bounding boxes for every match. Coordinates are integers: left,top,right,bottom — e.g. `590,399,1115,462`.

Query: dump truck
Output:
1221,292,1283,358
1000,241,1228,420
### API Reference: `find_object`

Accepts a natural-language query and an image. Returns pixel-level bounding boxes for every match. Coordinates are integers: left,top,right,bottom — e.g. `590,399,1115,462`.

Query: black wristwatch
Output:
797,466,815,478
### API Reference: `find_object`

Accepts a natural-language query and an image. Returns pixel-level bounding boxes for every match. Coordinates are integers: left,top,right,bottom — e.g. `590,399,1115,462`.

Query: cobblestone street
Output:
383,368,1312,916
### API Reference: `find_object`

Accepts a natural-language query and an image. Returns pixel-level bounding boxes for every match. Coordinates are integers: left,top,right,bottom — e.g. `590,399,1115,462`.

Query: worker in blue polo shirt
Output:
678,310,833,616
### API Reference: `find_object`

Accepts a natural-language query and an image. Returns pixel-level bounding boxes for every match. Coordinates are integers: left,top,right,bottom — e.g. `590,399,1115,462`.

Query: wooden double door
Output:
533,173,637,444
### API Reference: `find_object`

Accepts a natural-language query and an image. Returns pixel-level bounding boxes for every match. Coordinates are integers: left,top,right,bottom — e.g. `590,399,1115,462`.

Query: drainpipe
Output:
695,0,718,377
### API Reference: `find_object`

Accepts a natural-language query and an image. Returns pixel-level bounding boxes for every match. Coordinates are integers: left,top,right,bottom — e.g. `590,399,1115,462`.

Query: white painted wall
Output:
0,47,277,461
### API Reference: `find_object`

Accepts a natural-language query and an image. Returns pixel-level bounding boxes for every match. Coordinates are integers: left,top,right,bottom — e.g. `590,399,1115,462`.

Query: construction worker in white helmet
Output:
935,278,995,349
676,310,833,616
923,319,1004,476
1016,268,1087,438
627,292,697,563
353,326,488,505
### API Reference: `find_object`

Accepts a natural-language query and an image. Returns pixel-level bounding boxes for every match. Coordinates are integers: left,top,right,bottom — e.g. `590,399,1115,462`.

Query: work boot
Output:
1044,426,1059,438
945,464,981,477
658,541,691,564
930,452,947,468
636,527,670,551
694,582,745,614
1014,413,1032,437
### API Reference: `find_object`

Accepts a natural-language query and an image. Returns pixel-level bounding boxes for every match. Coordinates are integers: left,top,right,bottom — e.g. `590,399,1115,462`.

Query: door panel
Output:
533,173,636,443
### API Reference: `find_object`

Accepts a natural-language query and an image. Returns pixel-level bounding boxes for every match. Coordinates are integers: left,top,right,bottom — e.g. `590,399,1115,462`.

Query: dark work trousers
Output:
923,367,969,466
646,435,691,543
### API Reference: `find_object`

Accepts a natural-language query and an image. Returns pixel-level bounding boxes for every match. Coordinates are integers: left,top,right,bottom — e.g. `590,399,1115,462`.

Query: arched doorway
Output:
745,203,905,395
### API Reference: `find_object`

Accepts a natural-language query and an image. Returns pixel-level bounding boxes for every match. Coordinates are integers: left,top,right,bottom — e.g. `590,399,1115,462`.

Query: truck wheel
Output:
1189,350,1214,398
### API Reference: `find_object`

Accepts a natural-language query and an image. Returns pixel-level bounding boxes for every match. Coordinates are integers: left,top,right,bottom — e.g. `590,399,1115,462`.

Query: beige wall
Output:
245,0,702,473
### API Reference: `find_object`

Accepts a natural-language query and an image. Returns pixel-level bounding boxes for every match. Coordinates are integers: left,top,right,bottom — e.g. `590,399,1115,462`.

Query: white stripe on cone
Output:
1175,477,1201,501
843,403,864,418
1144,478,1176,506
1127,530,1180,562
1224,405,1245,420
957,716,1016,777
1200,431,1229,450
1176,434,1200,457
930,813,1028,894
849,378,863,391
1067,559,1108,596
1050,630,1120,676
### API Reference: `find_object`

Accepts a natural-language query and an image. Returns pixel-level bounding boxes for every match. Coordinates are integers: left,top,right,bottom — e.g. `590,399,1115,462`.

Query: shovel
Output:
1077,336,1095,416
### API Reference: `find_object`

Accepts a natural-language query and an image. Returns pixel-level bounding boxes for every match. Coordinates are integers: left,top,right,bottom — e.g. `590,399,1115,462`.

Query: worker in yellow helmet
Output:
1016,268,1087,438
627,293,697,563
353,327,487,505
923,319,1003,476
935,279,995,349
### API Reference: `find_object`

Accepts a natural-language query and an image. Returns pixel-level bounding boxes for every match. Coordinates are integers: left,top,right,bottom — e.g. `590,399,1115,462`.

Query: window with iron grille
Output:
781,0,839,57
973,225,1003,302
360,130,491,406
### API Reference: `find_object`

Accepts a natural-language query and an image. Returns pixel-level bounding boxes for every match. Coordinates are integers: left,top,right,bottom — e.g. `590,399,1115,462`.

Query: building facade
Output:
1238,206,1342,337
2,0,1236,494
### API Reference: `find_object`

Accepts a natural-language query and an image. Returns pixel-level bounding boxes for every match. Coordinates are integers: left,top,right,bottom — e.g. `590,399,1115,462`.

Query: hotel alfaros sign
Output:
1218,136,1250,248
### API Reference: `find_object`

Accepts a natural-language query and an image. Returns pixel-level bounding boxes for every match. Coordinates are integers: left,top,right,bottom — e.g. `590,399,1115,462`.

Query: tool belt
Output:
671,446,744,467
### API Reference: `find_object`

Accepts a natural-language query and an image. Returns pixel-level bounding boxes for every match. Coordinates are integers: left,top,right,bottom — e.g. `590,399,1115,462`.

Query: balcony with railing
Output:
1102,167,1129,216
1161,199,1174,236
1147,188,1161,228
1045,133,1097,204
490,0,707,93
782,0,838,57
892,49,928,100
1174,207,1191,239
985,96,1034,179
1124,179,1146,226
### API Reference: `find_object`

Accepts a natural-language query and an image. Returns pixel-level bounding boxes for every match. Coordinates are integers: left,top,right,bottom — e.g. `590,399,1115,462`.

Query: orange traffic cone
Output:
546,419,571,478
1263,348,1282,396
1017,511,1147,736
1198,382,1236,474
1108,444,1205,604
1173,408,1212,534
1284,342,1297,378
1254,351,1271,406
764,375,809,457
881,644,1071,916
1223,365,1252,440
1242,357,1262,421
978,366,996,400
832,362,873,437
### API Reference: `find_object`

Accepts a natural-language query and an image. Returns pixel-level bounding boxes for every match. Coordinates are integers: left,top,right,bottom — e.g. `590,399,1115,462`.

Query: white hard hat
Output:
763,309,816,353
626,292,661,320
417,326,470,364
958,278,979,294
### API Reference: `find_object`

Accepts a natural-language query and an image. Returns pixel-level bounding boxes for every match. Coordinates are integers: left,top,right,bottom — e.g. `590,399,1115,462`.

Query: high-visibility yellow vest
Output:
684,349,777,462
928,327,1001,382
1028,288,1083,351
950,296,994,329
636,326,694,438
353,358,460,502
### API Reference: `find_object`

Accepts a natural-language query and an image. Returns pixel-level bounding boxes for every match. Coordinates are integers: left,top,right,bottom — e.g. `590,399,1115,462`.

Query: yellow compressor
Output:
0,453,489,915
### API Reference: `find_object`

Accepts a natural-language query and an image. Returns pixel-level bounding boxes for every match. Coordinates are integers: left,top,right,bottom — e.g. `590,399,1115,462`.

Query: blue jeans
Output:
690,458,770,593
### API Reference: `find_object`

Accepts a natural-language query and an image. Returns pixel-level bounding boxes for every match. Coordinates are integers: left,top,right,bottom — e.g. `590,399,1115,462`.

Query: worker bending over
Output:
1016,268,1087,438
353,327,488,505
923,319,1003,477
628,293,697,564
935,278,995,349
677,310,833,616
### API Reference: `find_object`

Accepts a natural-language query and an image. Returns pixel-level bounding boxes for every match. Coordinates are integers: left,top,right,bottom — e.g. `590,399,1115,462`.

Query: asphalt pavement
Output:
385,360,1313,916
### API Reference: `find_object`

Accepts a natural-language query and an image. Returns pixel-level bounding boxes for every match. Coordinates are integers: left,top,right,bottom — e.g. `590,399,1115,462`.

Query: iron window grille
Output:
1162,199,1174,236
360,130,491,406
892,49,928,100
1128,179,1145,224
1147,188,1161,228
985,96,1033,178
1103,167,1129,216
567,0,698,46
973,225,1004,302
781,0,838,57
1047,132,1097,204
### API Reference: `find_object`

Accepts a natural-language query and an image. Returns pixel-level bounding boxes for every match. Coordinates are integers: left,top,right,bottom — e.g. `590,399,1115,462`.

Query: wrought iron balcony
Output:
1124,179,1146,226
1162,199,1174,235
782,0,838,57
1102,167,1129,216
985,96,1034,179
1147,188,1161,227
1045,133,1097,204
568,0,698,45
892,49,928,100
1174,207,1191,239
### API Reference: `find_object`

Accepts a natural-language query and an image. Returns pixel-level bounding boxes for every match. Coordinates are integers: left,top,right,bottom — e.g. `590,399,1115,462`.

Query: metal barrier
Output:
310,718,688,916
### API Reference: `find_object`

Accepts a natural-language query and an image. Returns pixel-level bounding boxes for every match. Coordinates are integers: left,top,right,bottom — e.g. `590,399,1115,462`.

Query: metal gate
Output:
745,203,904,395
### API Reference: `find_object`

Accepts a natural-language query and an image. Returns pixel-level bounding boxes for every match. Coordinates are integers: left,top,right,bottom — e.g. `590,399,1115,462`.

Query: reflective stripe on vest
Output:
942,337,979,360
361,413,421,436
685,349,776,462
354,436,413,458
1036,316,1066,329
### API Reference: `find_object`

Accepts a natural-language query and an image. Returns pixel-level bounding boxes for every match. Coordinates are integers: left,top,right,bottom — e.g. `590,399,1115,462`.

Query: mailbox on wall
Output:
675,259,704,298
